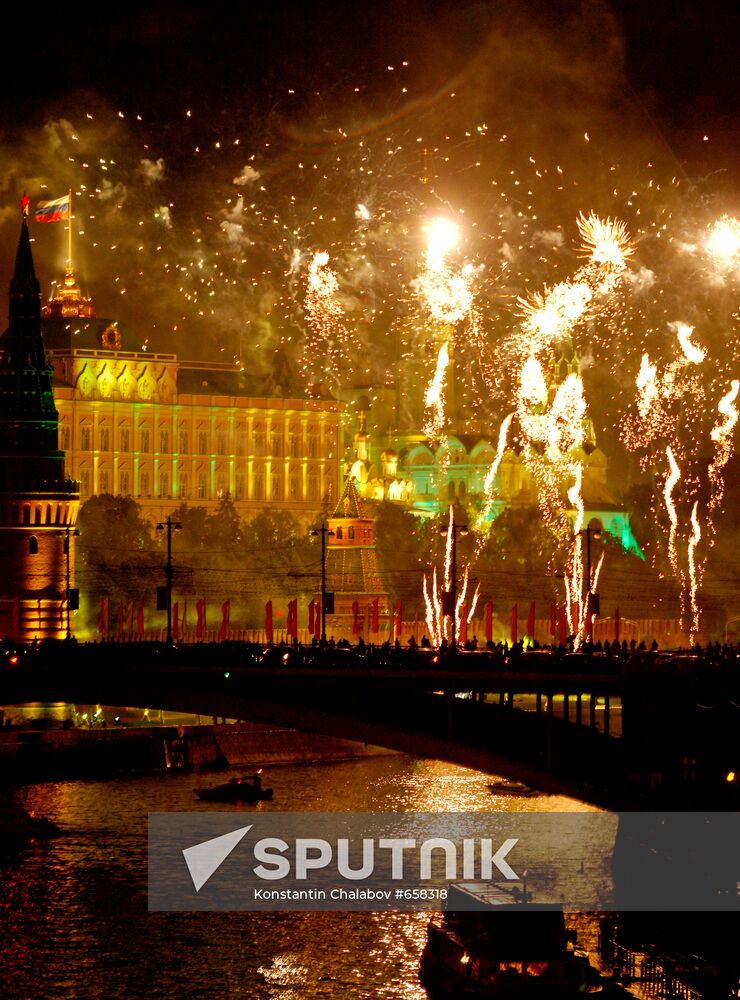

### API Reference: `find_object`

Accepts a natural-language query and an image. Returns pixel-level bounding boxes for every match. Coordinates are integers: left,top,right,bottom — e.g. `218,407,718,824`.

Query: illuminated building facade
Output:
41,316,343,525
0,217,79,640
345,339,642,557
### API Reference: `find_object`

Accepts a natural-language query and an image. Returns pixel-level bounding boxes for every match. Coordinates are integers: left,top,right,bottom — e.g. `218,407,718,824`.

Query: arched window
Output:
29,535,38,554
140,470,150,496
120,470,130,495
159,428,170,454
198,430,208,454
179,429,188,454
197,472,208,499
120,426,130,452
99,425,110,451
336,526,343,540
348,526,355,540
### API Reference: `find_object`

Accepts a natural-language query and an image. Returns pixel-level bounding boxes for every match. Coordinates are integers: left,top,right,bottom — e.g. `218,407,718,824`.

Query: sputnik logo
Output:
183,825,252,891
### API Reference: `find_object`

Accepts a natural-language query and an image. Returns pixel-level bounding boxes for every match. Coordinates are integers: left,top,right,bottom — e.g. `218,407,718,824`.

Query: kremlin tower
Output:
0,206,79,640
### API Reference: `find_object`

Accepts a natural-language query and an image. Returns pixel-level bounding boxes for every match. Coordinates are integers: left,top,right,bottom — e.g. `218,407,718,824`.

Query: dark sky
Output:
3,1,737,174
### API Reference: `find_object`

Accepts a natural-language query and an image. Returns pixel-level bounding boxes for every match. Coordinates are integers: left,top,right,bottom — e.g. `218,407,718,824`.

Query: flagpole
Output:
67,189,72,270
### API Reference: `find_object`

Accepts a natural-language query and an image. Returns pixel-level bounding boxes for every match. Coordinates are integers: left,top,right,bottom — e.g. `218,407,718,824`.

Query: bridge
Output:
1,642,738,809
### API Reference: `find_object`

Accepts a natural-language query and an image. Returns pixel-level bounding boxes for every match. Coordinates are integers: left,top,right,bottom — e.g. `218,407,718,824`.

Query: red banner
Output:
182,600,188,641
510,603,517,646
265,600,273,643
558,605,567,646
308,600,315,634
371,598,379,633
218,600,230,642
484,601,493,643
527,601,535,638
127,600,134,640
137,600,144,638
196,599,205,640
352,600,360,636
98,597,109,638
287,600,298,639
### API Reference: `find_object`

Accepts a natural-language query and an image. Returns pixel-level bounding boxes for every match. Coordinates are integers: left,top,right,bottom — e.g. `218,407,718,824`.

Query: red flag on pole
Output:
314,599,321,640
460,604,468,646
287,600,298,639
558,605,567,646
395,600,403,639
550,600,557,638
137,600,144,638
265,600,273,643
527,601,535,639
614,607,620,644
173,602,179,643
218,600,230,641
510,603,517,646
352,600,360,636
484,601,493,643
196,599,205,640
182,599,188,641
372,597,379,633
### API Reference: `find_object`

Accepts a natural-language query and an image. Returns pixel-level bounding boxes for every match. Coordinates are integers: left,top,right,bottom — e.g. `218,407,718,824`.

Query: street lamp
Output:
311,523,335,643
579,520,602,644
439,509,468,649
156,516,182,646
57,526,80,640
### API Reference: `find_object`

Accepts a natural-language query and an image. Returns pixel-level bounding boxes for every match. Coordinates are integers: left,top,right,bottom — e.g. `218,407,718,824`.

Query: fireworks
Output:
705,215,740,271
576,211,635,271
7,58,737,647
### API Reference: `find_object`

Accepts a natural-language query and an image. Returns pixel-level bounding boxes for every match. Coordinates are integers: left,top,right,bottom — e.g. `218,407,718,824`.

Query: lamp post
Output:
311,522,335,642
156,516,181,646
440,509,468,649
57,526,80,640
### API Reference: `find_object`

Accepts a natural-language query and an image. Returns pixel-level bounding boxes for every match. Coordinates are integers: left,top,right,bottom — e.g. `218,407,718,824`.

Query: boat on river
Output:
487,779,538,797
194,773,273,803
419,882,602,997
0,791,60,847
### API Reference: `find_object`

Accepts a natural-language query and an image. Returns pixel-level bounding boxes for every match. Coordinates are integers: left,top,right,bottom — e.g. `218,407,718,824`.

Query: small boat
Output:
194,773,273,803
0,792,60,847
487,779,538,797
420,881,602,997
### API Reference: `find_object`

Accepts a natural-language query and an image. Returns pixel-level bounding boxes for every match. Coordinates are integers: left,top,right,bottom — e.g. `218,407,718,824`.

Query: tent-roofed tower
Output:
323,475,389,640
0,209,79,640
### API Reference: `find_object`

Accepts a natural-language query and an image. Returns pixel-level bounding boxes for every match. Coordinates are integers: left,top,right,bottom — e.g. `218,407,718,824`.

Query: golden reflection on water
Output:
12,754,606,999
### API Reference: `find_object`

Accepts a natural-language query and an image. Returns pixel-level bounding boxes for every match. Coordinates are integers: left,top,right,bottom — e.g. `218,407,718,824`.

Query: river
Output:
0,753,598,999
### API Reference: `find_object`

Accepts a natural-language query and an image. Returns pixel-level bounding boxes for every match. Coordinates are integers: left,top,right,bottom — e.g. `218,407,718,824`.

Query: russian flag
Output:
35,195,70,223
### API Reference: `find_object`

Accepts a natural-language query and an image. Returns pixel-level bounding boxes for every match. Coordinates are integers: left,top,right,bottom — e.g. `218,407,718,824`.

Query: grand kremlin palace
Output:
42,273,343,524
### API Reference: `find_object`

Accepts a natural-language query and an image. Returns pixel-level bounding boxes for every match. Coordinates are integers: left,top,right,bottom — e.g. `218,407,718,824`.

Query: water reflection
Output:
2,755,599,999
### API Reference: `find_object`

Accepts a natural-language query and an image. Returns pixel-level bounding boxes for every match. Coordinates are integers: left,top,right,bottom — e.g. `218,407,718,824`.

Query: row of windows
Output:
62,424,329,457
79,469,326,503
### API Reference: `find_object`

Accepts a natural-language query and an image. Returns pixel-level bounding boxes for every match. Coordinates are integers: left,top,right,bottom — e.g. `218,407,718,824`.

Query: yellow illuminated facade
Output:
42,313,342,522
